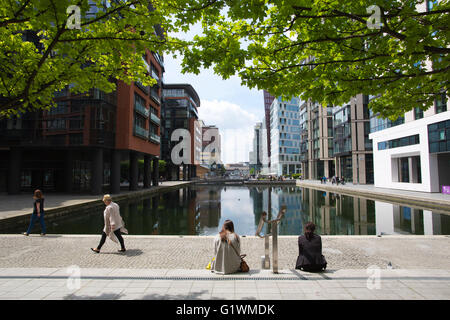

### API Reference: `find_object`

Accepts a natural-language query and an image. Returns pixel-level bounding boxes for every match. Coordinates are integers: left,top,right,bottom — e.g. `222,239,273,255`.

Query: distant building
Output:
263,90,275,166
201,124,221,167
332,94,373,184
249,122,263,174
269,97,302,176
161,83,201,181
299,100,334,179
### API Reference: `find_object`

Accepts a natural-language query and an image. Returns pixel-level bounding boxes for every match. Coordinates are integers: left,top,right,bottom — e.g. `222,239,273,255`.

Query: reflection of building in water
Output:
195,186,222,230
249,187,264,227
375,202,450,235
301,188,376,235
257,187,303,235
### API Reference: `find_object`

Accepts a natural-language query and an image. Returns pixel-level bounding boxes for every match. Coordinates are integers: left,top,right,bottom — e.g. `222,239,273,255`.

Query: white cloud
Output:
199,99,259,164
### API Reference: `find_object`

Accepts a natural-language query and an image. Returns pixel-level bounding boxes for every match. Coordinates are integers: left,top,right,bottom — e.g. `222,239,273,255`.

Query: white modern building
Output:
369,97,449,193
269,97,302,176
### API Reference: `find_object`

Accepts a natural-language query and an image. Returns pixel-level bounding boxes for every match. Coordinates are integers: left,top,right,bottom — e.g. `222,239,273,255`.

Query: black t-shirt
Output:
33,198,44,214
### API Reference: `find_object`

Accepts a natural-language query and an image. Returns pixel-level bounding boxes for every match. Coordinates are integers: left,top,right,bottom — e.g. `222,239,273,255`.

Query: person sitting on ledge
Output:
211,220,241,275
295,222,327,272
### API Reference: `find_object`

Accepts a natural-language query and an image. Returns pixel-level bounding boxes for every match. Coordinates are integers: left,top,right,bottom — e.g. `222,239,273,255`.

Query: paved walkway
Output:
0,181,191,221
1,267,449,300
0,235,449,300
297,180,450,213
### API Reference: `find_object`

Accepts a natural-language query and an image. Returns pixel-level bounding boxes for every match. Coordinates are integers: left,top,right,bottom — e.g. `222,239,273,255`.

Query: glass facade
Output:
378,134,420,150
428,119,450,153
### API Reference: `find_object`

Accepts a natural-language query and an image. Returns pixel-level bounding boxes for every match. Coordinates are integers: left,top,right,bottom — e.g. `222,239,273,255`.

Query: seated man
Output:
296,222,327,272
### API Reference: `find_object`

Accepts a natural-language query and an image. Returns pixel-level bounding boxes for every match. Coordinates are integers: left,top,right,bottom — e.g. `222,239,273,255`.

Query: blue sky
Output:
163,26,265,164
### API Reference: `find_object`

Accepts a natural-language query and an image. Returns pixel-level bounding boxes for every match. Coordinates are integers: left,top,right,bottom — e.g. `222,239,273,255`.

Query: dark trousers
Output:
97,229,125,250
26,213,46,234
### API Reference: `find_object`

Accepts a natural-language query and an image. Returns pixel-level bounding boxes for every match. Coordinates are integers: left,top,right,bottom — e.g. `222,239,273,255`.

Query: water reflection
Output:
6,186,449,235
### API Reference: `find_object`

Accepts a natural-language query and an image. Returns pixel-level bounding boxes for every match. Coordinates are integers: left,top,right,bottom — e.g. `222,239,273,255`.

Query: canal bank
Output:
0,181,193,232
296,180,450,214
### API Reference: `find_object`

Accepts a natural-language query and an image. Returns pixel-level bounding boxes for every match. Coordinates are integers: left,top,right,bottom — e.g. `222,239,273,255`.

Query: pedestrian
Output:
211,220,243,275
91,194,128,253
23,189,46,236
295,222,327,272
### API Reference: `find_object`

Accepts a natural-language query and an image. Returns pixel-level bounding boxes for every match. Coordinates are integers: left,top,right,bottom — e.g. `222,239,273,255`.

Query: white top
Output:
103,202,128,243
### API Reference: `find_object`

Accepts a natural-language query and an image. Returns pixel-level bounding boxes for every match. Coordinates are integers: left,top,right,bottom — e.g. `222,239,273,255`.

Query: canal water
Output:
10,185,450,236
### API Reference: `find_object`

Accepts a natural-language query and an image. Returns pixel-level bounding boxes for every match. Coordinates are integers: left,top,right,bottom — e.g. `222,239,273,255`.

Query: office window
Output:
414,107,424,120
378,134,420,150
435,93,447,114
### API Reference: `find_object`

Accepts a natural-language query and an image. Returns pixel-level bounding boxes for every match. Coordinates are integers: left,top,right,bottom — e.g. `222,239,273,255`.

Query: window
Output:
435,93,447,114
414,107,424,120
378,134,420,150
428,119,450,153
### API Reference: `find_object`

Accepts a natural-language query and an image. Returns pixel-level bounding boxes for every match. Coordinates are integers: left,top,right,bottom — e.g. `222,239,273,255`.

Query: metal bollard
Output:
256,205,286,274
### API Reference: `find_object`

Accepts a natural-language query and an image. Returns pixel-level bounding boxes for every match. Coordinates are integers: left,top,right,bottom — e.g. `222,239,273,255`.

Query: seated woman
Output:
211,220,241,275
296,222,327,272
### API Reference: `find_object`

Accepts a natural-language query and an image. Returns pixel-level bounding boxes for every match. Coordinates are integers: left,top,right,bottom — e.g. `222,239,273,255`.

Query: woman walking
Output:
91,194,128,253
23,190,46,236
295,222,327,272
211,220,242,275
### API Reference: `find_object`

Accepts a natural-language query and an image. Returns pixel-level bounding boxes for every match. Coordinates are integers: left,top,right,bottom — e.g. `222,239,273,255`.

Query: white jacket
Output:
103,202,128,243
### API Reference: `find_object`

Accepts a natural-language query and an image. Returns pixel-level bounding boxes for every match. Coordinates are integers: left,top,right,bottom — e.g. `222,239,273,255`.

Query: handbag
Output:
229,241,249,273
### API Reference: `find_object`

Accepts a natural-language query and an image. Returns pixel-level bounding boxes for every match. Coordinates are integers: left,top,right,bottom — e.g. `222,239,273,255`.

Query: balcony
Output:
150,88,161,105
134,125,148,140
135,102,149,118
149,132,160,144
135,81,149,95
151,69,160,82
150,112,160,125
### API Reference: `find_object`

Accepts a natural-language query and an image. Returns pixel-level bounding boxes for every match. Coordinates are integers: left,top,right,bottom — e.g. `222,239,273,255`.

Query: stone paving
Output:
0,235,449,300
0,267,449,300
1,235,449,270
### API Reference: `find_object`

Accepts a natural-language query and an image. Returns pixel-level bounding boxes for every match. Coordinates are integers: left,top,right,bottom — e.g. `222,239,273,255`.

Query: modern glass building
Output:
332,94,373,184
161,83,202,180
299,100,334,179
269,97,302,175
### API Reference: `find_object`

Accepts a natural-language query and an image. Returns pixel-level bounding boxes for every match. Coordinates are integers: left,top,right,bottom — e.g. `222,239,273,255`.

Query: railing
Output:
149,132,160,144
134,125,148,139
255,204,286,274
150,112,160,125
151,69,159,82
135,81,149,95
150,88,161,104
135,102,149,118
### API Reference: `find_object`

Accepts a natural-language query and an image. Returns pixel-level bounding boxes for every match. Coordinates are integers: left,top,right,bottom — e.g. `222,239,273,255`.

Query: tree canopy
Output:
0,0,184,118
165,0,449,118
0,0,449,119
